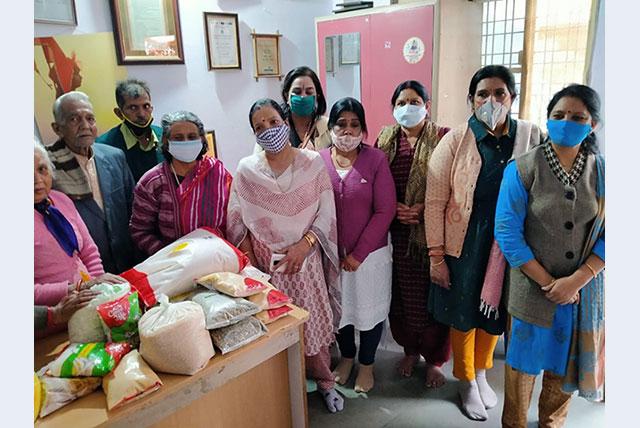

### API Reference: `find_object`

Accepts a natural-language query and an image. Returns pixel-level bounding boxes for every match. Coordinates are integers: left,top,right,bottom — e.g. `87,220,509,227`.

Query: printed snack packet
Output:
198,272,268,297
96,291,142,344
47,342,132,377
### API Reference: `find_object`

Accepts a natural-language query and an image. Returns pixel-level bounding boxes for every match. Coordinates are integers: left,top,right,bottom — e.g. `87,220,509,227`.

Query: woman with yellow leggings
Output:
425,65,542,421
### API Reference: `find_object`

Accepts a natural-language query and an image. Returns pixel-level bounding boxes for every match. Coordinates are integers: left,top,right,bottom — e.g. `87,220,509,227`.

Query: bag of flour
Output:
198,272,268,298
139,295,214,375
190,289,260,329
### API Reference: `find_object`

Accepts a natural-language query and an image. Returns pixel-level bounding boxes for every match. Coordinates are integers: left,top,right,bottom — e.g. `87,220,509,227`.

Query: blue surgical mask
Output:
546,119,592,148
393,104,427,128
168,139,203,162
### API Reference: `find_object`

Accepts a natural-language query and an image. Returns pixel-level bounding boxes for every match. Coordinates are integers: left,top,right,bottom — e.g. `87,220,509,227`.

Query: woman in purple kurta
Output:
320,97,396,393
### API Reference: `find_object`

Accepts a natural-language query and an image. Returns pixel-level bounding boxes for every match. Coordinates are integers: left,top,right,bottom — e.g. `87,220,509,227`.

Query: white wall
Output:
35,0,334,172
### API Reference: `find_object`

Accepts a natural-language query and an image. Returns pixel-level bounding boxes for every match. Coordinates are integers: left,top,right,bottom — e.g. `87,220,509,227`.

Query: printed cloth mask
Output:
168,140,203,162
547,119,592,147
290,94,316,117
393,104,427,128
331,131,363,152
256,124,290,154
474,98,509,131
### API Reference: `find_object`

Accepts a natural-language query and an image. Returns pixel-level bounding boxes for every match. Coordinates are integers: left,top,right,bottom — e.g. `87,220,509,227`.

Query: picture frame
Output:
204,12,241,70
205,130,218,158
250,31,282,80
339,32,360,65
324,37,335,74
35,0,77,26
108,0,185,65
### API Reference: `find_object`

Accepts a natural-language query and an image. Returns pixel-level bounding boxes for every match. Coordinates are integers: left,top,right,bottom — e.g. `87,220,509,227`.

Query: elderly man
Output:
96,78,163,182
47,91,136,274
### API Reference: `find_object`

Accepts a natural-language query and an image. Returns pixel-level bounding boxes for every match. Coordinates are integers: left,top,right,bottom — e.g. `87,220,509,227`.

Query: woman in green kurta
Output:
425,65,542,422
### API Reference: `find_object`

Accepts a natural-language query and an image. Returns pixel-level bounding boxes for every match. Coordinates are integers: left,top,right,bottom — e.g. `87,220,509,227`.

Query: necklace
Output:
169,163,182,187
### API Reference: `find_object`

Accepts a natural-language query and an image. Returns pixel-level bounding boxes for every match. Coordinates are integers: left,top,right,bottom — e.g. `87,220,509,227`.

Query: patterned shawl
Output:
376,121,449,264
174,156,232,238
46,139,92,200
562,153,605,402
226,149,341,328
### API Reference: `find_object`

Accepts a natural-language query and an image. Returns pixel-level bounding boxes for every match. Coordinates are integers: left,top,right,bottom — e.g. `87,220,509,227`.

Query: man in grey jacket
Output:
47,91,137,273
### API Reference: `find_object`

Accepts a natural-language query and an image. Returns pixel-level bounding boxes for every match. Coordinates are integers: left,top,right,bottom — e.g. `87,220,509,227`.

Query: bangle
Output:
431,258,445,267
428,249,445,257
583,262,598,279
47,307,56,326
303,235,314,248
543,278,557,289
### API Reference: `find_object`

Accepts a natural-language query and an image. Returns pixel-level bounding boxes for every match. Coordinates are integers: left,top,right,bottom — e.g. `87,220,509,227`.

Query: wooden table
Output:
35,306,309,428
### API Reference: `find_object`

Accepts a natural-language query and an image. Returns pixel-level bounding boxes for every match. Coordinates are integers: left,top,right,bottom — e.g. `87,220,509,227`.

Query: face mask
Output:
123,114,153,132
256,124,290,154
290,95,316,117
474,99,509,131
546,119,592,148
393,104,427,128
331,131,363,152
168,139,203,162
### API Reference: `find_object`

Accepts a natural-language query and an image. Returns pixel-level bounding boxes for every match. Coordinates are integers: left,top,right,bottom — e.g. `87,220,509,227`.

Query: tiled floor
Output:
307,338,605,427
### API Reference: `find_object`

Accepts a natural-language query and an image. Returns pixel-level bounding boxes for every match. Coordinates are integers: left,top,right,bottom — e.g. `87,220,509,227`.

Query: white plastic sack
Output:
139,295,215,375
121,227,249,307
67,283,131,343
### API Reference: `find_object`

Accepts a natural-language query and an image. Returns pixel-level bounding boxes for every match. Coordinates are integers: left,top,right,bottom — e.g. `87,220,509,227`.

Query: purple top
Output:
320,145,396,263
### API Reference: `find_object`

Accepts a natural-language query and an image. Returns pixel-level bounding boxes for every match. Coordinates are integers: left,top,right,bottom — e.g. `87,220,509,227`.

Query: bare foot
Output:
354,364,374,393
396,354,420,377
332,357,354,385
425,364,446,388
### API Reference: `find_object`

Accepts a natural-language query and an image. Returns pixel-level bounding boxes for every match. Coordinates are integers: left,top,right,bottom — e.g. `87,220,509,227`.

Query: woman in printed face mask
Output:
375,80,452,389
425,65,542,421
318,98,396,393
227,99,344,413
495,84,604,428
129,111,232,256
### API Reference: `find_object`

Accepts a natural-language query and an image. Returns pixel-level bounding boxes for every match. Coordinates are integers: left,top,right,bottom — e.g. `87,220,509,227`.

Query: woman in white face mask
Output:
375,80,452,390
129,111,233,257
425,65,542,422
318,97,396,393
227,98,345,414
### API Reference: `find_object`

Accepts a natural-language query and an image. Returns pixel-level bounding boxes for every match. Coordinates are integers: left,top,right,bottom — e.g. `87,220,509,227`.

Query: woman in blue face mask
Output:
278,66,331,151
228,98,345,414
495,84,604,427
129,111,233,256
375,80,452,389
425,65,542,422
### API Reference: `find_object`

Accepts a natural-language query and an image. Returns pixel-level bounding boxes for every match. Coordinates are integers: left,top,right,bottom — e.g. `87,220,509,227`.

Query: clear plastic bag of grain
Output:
139,295,214,375
210,317,267,354
190,289,260,329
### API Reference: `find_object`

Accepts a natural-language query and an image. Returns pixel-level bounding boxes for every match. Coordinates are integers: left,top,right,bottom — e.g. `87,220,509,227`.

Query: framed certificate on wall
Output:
204,12,241,70
108,0,185,65
35,0,77,25
251,32,282,80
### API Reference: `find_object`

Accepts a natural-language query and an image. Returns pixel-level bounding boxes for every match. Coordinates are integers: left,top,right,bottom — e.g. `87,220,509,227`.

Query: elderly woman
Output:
319,97,396,393
228,98,343,413
496,84,604,428
130,111,232,256
425,65,542,421
35,141,121,336
375,80,451,388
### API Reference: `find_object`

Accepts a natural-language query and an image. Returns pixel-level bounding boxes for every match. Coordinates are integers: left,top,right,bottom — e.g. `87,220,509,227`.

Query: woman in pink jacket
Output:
34,141,124,336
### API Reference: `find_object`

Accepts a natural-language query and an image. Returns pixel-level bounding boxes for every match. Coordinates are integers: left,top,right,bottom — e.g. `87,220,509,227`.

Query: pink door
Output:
317,4,435,141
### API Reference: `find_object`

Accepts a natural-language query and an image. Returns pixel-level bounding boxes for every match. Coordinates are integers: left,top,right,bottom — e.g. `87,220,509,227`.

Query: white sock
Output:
320,387,344,413
476,369,498,409
459,380,489,421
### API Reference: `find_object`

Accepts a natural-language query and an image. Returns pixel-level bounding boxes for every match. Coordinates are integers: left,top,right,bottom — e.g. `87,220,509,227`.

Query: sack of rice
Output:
246,285,291,311
210,316,267,355
47,342,131,377
255,305,294,325
121,228,250,307
68,283,131,343
103,350,162,410
139,295,214,375
190,289,260,329
198,272,268,297
38,375,102,418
